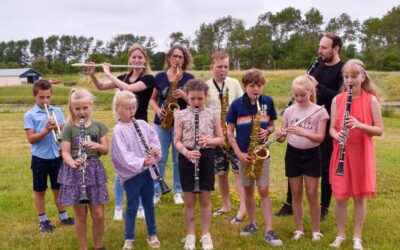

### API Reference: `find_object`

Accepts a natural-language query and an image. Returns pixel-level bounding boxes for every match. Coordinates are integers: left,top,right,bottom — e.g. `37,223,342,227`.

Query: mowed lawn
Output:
0,110,399,250
0,69,399,249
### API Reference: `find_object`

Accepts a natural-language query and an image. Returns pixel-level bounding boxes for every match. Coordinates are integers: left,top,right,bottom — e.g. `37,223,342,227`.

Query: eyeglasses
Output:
172,54,184,59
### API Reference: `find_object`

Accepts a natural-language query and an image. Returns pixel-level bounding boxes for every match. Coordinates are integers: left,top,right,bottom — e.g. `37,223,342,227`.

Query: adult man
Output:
206,51,246,223
276,33,344,220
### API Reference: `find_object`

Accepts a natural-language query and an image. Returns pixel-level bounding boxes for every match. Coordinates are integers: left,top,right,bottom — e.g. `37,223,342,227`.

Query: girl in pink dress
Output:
329,59,383,250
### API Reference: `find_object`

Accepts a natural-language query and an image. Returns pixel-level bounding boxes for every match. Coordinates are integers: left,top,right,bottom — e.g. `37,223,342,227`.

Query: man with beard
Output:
276,33,344,221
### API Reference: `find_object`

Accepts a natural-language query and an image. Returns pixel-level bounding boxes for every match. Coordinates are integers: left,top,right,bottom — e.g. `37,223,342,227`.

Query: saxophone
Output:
246,96,266,180
160,65,181,130
220,82,230,150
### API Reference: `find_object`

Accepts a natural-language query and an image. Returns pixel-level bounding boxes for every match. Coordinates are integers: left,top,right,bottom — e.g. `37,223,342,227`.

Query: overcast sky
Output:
0,0,398,52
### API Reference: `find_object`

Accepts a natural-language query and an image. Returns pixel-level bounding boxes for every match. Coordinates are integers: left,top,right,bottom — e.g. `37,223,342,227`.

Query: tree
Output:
325,13,360,44
194,23,216,57
30,37,45,61
31,56,49,74
45,35,59,63
168,32,191,49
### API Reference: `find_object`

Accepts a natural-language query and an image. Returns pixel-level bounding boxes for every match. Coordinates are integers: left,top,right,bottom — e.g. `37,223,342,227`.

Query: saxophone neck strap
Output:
212,79,225,101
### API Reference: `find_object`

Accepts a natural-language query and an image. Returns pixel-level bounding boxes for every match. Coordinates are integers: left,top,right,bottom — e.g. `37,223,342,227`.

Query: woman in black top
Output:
88,44,155,121
87,43,155,221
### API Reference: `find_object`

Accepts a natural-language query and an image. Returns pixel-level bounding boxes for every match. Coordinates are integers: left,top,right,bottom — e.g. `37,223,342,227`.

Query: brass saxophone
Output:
220,81,230,150
161,65,181,130
246,96,267,180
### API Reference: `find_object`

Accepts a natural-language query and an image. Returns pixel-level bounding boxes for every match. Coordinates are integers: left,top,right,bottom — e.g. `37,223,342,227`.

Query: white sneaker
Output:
136,206,145,219
182,234,196,250
353,237,363,250
291,230,304,240
330,236,346,248
312,232,324,241
200,233,213,250
174,193,184,205
122,240,133,250
113,207,123,221
153,195,161,205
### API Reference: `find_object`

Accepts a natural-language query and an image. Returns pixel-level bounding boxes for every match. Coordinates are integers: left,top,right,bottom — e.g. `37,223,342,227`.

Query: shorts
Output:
179,148,215,192
285,144,322,178
214,147,240,175
31,155,63,192
239,158,270,187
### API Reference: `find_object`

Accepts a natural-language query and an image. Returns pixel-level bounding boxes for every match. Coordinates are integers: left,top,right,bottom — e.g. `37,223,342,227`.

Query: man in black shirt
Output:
276,33,344,220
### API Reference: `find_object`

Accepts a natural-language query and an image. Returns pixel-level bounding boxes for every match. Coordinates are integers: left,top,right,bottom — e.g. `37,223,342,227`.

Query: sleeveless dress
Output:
329,90,376,200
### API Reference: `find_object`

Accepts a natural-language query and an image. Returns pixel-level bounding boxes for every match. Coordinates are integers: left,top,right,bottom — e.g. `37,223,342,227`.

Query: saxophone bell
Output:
254,145,270,160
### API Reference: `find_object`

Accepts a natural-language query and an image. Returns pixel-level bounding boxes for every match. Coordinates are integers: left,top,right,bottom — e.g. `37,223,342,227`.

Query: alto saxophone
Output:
161,65,181,130
245,96,266,180
220,84,230,150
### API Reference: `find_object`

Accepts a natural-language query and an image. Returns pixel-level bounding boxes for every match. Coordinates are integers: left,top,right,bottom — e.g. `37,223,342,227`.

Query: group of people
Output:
24,32,383,250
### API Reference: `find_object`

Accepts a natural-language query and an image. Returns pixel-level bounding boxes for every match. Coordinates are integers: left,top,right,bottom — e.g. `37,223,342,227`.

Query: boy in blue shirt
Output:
24,80,74,233
226,69,282,247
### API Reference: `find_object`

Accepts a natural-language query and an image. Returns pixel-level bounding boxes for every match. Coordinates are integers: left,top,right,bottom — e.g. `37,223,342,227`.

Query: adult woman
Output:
149,45,194,204
87,44,155,220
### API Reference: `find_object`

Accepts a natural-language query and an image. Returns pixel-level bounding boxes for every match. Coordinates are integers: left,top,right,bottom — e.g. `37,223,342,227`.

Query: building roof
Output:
0,68,42,77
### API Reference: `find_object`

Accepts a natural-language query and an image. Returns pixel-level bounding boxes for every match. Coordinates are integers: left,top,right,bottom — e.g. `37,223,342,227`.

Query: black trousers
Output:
285,135,333,208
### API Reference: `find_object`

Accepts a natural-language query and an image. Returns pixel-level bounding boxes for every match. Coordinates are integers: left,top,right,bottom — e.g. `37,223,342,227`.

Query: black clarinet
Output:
78,116,90,204
336,85,353,176
132,117,171,194
280,58,320,116
193,107,201,193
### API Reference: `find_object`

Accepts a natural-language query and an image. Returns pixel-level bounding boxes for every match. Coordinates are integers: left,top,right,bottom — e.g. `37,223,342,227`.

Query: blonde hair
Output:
292,75,317,103
112,90,138,121
67,88,95,122
341,59,382,101
128,43,152,74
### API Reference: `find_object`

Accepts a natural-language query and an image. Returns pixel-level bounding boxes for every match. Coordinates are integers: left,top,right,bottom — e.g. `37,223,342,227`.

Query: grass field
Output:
0,70,399,249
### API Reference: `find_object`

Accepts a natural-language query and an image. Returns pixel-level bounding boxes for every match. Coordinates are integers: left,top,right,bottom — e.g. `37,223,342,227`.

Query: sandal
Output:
147,236,160,249
291,230,304,240
230,215,244,224
212,209,230,216
353,237,363,250
330,236,346,248
312,232,324,241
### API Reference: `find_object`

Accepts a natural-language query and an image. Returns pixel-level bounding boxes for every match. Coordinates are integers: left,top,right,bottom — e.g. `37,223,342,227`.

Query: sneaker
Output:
200,233,213,250
181,234,196,250
122,240,133,250
153,195,161,205
39,220,54,233
264,231,283,247
275,202,293,216
353,237,363,250
113,207,123,221
291,230,304,241
60,217,75,225
330,236,346,248
240,224,258,236
321,206,329,221
312,232,324,241
174,193,184,205
137,206,145,219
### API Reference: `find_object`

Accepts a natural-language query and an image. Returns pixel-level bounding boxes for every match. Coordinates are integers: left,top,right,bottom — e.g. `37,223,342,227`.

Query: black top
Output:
310,61,344,116
117,72,155,121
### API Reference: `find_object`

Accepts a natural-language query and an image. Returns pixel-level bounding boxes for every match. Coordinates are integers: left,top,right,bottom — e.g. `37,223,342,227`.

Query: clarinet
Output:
78,116,90,204
132,117,171,194
335,85,353,176
193,107,201,193
280,58,320,116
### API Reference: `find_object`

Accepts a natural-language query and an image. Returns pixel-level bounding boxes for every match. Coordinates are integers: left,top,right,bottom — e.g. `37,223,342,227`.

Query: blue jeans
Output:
124,169,156,240
115,174,142,208
153,124,182,195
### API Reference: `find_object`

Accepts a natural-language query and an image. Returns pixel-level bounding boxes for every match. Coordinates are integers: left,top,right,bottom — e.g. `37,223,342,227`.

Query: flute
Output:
71,63,145,69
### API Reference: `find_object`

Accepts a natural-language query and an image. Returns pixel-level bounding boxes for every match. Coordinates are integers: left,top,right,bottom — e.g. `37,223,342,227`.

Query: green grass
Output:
0,70,399,249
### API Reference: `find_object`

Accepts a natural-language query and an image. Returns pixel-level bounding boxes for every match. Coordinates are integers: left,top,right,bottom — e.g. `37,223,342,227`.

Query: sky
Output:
0,0,398,52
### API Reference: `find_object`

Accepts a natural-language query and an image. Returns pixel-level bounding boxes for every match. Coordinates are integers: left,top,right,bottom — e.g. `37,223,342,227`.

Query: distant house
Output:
0,68,42,86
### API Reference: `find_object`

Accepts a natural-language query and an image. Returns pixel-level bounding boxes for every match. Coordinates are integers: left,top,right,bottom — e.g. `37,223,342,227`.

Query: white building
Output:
0,68,42,86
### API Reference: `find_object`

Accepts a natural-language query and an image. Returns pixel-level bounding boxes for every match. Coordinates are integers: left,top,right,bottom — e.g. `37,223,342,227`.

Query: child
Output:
111,90,162,249
24,79,74,233
275,75,329,241
205,51,246,224
225,69,283,247
57,88,109,250
329,59,383,250
174,79,224,250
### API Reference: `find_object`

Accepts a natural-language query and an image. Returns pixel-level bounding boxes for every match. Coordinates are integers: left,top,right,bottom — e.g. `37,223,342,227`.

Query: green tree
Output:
30,37,45,61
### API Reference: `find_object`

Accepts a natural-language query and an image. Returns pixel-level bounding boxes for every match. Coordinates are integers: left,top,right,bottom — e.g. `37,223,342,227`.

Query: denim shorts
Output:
31,155,62,192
